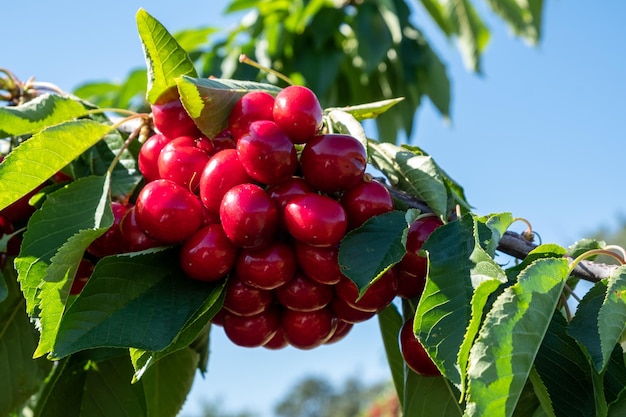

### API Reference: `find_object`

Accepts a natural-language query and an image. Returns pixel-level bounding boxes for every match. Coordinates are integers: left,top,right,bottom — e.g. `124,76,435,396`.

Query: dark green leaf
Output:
464,258,569,417
567,238,605,259
0,271,6,303
446,0,491,72
485,0,543,44
0,120,112,212
355,2,394,75
403,371,463,417
136,8,198,104
50,249,222,359
0,93,88,137
377,303,405,405
419,0,455,37
338,211,408,292
176,75,282,138
605,343,626,406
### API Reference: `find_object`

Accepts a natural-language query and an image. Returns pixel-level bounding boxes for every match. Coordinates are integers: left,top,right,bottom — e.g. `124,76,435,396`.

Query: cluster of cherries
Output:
74,85,443,374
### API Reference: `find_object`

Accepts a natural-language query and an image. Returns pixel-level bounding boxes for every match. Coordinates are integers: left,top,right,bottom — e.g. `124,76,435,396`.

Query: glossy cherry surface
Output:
284,193,347,247
179,223,238,282
272,85,322,144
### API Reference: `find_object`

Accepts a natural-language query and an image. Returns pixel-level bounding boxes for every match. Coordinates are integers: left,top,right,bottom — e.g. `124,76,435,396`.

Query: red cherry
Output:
235,241,297,290
138,133,171,182
199,149,253,215
236,120,298,185
281,307,335,350
119,206,161,252
179,224,238,282
223,274,274,316
219,183,278,249
395,265,427,300
1,183,46,223
152,97,201,139
396,215,443,278
335,269,399,312
135,179,204,244
87,202,129,258
324,319,353,344
275,271,334,312
69,258,95,295
272,85,323,144
228,91,275,141
399,317,440,376
340,179,394,229
209,129,237,153
263,329,288,350
267,177,313,213
329,295,376,324
222,306,280,348
157,136,210,192
299,134,367,193
294,241,345,285
284,193,347,247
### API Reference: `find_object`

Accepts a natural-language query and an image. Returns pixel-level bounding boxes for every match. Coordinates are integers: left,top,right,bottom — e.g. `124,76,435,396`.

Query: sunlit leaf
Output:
377,303,405,405
0,120,111,212
403,371,463,417
446,0,491,72
324,97,404,121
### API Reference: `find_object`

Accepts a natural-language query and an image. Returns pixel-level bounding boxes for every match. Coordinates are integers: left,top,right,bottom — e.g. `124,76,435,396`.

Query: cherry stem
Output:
567,248,626,278
106,114,149,176
563,283,582,303
238,54,295,86
85,108,141,118
560,292,573,322
511,217,535,243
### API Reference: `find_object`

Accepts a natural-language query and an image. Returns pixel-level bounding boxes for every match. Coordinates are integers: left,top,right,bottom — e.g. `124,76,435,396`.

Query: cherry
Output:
272,85,323,144
119,206,161,252
199,149,253,214
87,202,129,258
138,133,171,182
267,177,313,213
135,179,204,244
324,319,353,345
284,193,347,247
195,135,215,155
299,134,367,193
281,307,335,350
275,271,334,312
395,266,427,300
263,329,288,350
340,179,394,229
228,91,275,141
235,241,297,290
396,215,443,279
221,306,280,348
179,224,238,282
219,183,278,249
236,120,298,185
69,258,95,295
1,183,46,223
151,97,201,140
294,242,345,285
222,274,274,316
399,317,440,376
329,295,376,324
209,129,237,153
157,136,210,192
335,269,398,313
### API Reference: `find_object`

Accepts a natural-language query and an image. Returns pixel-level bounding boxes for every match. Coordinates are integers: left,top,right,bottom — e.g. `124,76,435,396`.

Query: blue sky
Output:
4,1,626,416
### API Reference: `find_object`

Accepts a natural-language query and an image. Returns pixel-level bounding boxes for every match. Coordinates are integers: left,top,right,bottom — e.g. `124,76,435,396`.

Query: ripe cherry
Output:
221,306,280,348
335,269,398,313
151,97,201,139
236,241,297,290
199,149,253,215
263,329,288,350
223,274,274,316
395,266,427,300
396,215,443,279
87,201,128,258
228,91,275,141
236,120,298,185
119,206,161,252
275,271,334,312
179,224,238,282
219,183,278,249
294,242,344,285
340,179,394,229
135,179,204,244
299,134,367,193
324,319,353,345
1,183,46,223
284,193,347,247
267,177,313,213
399,317,440,376
138,133,171,182
272,85,323,144
69,258,95,295
281,307,335,350
329,295,376,324
157,136,210,192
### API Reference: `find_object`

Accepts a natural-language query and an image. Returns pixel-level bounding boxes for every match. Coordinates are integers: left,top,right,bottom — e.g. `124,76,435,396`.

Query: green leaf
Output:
355,2,394,75
569,266,626,373
446,0,491,72
417,44,451,119
526,368,556,417
338,210,408,292
50,249,222,359
368,142,448,218
324,97,404,121
136,8,198,104
0,267,52,416
325,109,368,154
377,303,405,405
567,238,605,259
176,75,282,138
419,0,455,37
0,120,112,212
0,93,88,137
15,175,112,318
0,271,7,303
464,257,569,417
604,343,626,406
485,0,543,44
415,216,507,390
403,371,463,417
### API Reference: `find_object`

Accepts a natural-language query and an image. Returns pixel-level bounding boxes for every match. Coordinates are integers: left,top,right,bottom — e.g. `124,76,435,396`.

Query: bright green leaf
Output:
419,0,455,37
0,120,112,212
136,8,198,104
446,0,491,72
325,109,368,154
50,249,222,359
0,93,88,137
338,210,408,292
464,257,569,417
176,75,282,138
324,97,404,121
